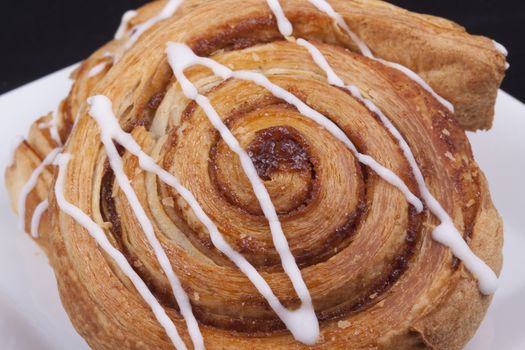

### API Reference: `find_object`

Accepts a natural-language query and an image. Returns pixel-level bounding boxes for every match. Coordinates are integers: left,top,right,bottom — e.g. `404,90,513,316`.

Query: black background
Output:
0,1,522,100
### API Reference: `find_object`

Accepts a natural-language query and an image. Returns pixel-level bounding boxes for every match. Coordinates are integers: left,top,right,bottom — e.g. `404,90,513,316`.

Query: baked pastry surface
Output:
5,1,505,349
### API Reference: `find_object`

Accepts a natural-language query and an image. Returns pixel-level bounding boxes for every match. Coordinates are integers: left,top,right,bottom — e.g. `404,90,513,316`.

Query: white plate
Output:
0,67,524,350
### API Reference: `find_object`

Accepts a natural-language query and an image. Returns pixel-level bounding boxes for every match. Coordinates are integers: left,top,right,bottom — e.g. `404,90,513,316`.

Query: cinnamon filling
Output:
247,126,312,181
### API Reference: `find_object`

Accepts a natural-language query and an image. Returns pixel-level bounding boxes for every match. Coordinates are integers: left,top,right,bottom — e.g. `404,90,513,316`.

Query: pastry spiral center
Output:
248,126,311,182
212,125,315,216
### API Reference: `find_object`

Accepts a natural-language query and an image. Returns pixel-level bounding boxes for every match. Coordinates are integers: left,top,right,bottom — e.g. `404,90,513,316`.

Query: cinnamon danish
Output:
5,1,506,349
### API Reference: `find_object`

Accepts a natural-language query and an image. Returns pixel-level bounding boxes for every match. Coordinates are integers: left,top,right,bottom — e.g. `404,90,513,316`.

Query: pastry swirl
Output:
5,1,505,349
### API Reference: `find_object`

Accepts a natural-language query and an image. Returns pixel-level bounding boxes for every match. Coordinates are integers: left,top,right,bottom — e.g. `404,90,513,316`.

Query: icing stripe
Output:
124,0,183,50
53,153,188,350
376,59,455,112
266,0,293,37
295,39,345,87
492,40,508,57
115,10,138,40
31,199,48,238
88,62,110,78
89,52,115,77
296,38,498,294
18,148,62,232
306,0,373,58
39,110,62,146
167,42,423,212
86,94,319,345
87,96,205,350
492,40,510,70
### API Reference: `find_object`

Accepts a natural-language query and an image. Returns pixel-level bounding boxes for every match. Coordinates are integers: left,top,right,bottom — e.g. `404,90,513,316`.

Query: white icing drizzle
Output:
296,38,498,294
31,199,48,238
38,120,52,129
18,148,62,232
87,96,204,350
88,62,110,78
295,39,346,86
377,59,455,112
6,135,25,168
87,94,319,345
293,0,455,112
306,0,373,58
115,10,138,40
39,110,62,146
88,53,115,77
266,0,293,37
167,42,423,212
125,0,183,50
492,40,508,57
492,40,510,70
53,153,188,350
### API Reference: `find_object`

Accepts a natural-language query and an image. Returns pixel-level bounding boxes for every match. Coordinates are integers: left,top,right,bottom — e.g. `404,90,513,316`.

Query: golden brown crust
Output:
4,1,505,349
